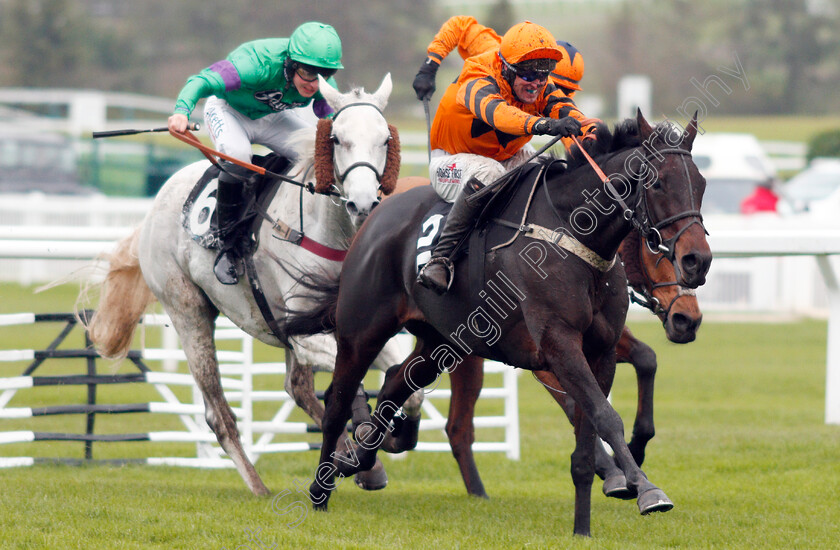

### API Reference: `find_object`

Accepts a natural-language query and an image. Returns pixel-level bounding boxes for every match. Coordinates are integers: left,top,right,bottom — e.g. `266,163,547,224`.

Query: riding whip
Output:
167,128,341,197
423,97,433,163
92,123,200,139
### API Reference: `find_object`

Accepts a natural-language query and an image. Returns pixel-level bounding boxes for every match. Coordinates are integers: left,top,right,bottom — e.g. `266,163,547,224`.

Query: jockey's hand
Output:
168,114,190,134
412,58,440,101
533,117,583,138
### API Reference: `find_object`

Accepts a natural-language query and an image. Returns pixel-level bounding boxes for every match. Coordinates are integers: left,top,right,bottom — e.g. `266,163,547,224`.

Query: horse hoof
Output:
309,481,330,511
638,488,674,515
354,457,388,491
381,413,421,453
602,474,636,500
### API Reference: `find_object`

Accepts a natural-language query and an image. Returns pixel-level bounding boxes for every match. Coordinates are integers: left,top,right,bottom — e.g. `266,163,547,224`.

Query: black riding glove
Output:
413,58,440,101
532,117,583,138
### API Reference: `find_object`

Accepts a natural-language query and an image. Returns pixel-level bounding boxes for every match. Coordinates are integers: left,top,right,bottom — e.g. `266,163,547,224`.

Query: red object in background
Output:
740,185,779,214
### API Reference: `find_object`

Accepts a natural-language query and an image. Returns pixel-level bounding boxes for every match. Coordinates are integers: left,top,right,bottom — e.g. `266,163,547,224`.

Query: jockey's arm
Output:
543,86,601,148
427,15,501,63
173,67,233,123
414,15,501,100
457,77,545,136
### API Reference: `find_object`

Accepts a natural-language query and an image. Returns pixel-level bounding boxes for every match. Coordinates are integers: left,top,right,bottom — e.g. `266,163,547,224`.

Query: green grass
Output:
0,283,838,548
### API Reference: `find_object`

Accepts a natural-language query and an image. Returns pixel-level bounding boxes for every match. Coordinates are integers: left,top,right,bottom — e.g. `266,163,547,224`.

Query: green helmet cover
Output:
288,22,344,70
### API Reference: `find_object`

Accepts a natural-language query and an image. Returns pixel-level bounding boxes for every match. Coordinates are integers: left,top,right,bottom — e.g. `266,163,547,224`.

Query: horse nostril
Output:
671,313,691,333
346,201,359,216
673,312,702,332
371,199,380,210
682,253,698,274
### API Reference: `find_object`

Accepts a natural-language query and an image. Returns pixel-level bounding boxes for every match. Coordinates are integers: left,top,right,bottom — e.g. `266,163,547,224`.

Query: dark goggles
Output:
295,64,337,82
516,69,550,83
500,56,550,83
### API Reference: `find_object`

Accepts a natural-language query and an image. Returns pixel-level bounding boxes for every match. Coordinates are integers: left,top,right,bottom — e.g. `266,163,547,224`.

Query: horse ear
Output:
318,75,342,110
314,118,335,193
371,73,392,111
379,124,401,195
636,108,654,140
682,110,699,150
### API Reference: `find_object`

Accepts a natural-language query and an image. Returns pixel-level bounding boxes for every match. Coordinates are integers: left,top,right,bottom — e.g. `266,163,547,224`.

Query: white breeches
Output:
203,96,314,162
428,145,536,202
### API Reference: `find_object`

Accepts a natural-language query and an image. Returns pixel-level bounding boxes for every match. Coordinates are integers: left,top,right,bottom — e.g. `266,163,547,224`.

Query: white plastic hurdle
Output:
0,312,520,467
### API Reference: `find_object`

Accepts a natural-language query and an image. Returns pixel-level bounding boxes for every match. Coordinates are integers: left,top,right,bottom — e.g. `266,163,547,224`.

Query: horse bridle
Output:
628,241,696,323
580,141,706,264
327,101,392,198
634,147,707,262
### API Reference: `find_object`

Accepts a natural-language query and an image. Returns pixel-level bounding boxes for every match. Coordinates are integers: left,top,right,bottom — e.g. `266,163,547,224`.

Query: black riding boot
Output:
213,162,251,285
417,177,489,294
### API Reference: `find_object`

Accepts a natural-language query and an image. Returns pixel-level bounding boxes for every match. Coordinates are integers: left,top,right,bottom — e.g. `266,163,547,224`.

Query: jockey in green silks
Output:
168,21,344,285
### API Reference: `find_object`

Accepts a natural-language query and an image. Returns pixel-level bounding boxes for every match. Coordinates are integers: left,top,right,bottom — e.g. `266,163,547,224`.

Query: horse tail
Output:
78,227,155,359
282,270,341,338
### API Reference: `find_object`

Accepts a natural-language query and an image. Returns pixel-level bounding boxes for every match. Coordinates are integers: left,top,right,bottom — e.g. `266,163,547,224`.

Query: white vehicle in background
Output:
777,158,840,216
691,132,777,215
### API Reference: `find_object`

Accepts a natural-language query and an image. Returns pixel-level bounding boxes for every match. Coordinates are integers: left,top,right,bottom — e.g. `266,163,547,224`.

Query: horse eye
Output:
331,135,340,145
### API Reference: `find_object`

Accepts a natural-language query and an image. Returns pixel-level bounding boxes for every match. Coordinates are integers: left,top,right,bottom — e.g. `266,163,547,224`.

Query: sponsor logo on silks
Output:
205,108,225,139
436,162,463,185
254,90,309,112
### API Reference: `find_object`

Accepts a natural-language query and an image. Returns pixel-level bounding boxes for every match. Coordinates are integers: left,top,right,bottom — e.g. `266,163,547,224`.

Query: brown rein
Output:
168,128,340,197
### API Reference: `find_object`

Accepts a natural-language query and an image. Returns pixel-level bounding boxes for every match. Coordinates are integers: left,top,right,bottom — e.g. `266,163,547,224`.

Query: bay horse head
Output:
620,230,702,343
313,74,400,227
628,109,712,288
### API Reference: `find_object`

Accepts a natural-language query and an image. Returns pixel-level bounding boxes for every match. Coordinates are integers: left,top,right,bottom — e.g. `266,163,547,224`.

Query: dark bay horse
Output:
284,111,711,536
444,226,704,501
387,175,703,499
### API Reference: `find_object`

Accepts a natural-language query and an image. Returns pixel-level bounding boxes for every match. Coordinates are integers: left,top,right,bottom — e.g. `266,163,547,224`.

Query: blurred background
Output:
3,0,840,318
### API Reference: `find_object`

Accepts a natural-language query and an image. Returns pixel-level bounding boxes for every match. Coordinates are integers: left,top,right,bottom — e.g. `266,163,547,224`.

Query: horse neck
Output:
541,147,639,262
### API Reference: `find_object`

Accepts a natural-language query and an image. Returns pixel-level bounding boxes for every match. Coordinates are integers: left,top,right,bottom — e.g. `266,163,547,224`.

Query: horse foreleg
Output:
360,340,444,470
375,338,423,454
285,346,387,491
311,332,391,509
616,327,657,466
349,384,388,491
284,347,326,428
570,406,597,537
309,369,368,510
379,364,423,454
544,331,672,521
533,370,631,499
446,355,488,498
